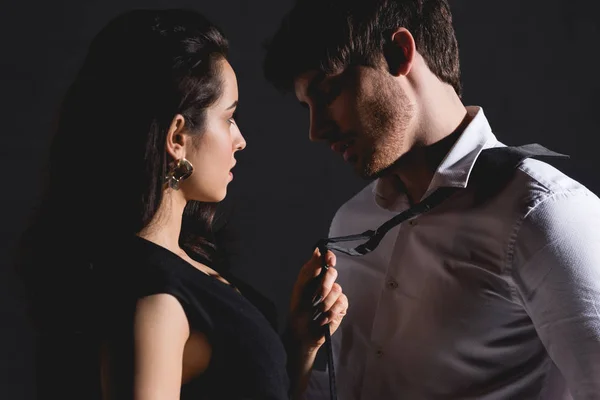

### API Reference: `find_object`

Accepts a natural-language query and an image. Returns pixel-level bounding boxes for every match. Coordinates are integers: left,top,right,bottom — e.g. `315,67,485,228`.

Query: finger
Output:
294,249,322,308
298,248,324,283
316,282,342,314
324,250,336,269
320,293,348,327
312,267,338,307
299,250,337,306
301,249,337,280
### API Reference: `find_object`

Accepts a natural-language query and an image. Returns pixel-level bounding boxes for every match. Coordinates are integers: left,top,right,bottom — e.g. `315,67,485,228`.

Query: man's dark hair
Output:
264,0,462,96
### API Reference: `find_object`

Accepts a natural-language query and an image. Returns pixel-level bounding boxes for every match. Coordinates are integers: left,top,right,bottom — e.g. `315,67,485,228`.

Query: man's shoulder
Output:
484,155,600,239
335,180,379,212
513,157,596,209
338,180,377,211
329,180,382,235
508,158,600,277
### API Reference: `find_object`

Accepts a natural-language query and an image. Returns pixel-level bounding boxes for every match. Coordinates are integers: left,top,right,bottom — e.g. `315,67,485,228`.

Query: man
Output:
263,0,600,398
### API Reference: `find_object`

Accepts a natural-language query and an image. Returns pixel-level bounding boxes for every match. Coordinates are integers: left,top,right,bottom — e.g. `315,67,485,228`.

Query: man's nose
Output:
308,108,334,142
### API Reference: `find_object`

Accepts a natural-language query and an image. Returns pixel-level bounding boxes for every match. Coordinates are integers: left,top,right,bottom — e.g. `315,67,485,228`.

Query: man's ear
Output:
165,114,187,160
383,28,416,77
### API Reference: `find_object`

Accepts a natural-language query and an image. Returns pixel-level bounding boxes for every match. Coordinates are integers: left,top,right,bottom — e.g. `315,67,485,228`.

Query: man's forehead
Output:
293,70,324,101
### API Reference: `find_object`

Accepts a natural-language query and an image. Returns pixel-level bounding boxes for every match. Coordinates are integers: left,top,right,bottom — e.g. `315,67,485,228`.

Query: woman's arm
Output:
284,334,320,400
132,293,190,400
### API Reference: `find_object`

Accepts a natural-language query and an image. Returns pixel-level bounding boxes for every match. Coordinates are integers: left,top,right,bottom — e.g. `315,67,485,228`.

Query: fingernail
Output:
312,295,323,307
312,309,322,321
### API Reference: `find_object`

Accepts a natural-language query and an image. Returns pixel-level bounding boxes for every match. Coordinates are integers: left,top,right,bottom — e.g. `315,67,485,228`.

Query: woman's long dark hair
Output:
15,9,230,396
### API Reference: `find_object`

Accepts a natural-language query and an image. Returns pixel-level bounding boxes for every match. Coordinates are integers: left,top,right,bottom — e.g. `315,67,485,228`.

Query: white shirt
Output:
306,107,600,399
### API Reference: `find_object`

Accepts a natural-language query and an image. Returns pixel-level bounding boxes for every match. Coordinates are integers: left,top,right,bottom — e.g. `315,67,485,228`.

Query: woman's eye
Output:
228,112,238,125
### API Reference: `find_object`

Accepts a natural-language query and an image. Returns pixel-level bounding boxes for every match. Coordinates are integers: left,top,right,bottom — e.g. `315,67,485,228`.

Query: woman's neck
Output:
138,190,187,255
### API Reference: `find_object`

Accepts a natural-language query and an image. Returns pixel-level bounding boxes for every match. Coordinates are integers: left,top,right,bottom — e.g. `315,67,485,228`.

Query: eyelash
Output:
228,112,237,125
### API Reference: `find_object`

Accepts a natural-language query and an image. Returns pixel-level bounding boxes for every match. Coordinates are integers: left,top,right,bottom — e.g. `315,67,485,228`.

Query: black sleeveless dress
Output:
97,236,290,399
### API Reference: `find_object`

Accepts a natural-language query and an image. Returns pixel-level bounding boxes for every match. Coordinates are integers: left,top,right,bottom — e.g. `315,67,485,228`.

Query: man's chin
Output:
356,159,396,181
355,161,379,180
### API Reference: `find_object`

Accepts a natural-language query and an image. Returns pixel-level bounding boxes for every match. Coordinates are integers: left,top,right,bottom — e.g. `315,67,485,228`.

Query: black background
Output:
1,0,599,398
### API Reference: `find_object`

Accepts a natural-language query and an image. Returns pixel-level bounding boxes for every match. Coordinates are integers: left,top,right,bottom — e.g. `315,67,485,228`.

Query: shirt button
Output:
409,219,418,226
387,279,399,289
376,349,384,358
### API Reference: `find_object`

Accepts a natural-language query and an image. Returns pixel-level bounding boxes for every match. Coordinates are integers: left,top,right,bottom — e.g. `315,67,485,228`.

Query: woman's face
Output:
180,59,246,202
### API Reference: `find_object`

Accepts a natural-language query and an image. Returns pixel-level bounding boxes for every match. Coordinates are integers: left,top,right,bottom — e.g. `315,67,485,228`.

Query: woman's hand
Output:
288,247,348,352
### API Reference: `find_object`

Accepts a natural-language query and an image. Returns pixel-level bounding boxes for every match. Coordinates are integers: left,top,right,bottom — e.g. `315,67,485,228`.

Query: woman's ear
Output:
165,114,187,160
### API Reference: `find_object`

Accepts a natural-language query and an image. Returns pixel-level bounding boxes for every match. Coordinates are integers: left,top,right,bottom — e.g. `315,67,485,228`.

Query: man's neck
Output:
392,102,472,205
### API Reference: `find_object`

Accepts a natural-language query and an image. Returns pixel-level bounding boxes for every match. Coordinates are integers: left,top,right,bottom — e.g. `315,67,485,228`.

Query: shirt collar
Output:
373,106,498,205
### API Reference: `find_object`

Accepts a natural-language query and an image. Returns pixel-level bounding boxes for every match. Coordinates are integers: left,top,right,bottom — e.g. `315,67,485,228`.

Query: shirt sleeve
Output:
511,189,600,398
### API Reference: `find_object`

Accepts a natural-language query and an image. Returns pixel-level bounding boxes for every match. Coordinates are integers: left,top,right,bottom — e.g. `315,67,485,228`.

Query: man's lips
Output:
330,139,354,153
330,140,357,162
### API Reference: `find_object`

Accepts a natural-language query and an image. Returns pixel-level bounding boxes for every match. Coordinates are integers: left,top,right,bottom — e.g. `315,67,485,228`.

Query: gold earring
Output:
165,158,194,190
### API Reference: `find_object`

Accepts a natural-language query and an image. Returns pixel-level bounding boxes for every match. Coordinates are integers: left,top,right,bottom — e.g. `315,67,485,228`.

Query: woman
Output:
17,9,347,399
